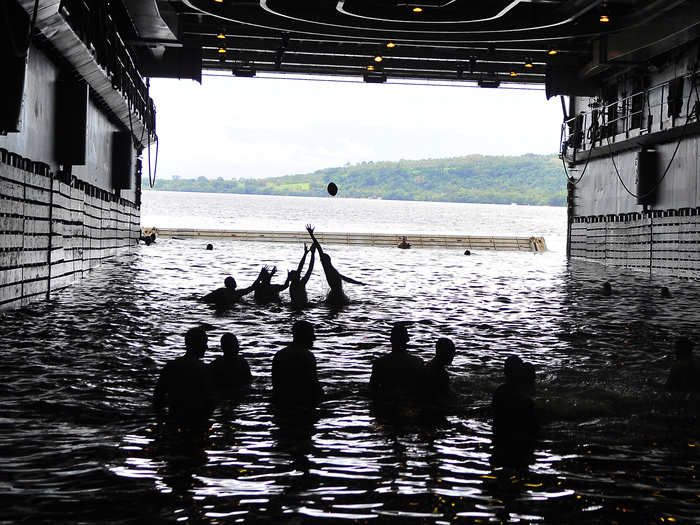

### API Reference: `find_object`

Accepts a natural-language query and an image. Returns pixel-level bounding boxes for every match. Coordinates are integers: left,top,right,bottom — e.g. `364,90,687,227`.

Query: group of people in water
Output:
154,223,699,464
153,316,553,465
201,225,365,309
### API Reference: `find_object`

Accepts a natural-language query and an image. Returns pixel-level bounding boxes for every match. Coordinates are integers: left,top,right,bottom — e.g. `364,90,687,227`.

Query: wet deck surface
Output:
1,238,698,523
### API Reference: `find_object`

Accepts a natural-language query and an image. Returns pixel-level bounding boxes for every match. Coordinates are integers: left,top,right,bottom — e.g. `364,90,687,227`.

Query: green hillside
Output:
144,153,566,206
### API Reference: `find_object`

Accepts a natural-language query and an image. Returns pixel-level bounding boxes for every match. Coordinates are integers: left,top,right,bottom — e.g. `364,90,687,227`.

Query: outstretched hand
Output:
306,224,315,235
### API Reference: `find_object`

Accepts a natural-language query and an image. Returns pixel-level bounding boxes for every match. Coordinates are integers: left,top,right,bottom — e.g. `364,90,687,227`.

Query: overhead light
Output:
599,1,610,22
364,72,387,83
367,65,375,71
218,47,227,54
600,13,610,22
510,71,518,77
214,0,223,3
548,47,558,56
412,7,423,13
216,32,226,40
524,58,533,68
374,55,383,63
386,42,396,48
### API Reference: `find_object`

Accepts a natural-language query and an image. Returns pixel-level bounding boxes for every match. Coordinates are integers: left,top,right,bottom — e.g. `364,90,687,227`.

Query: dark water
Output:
1,239,698,524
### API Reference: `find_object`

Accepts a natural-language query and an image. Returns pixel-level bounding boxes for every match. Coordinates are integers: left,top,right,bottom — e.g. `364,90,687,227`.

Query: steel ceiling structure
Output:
118,0,700,92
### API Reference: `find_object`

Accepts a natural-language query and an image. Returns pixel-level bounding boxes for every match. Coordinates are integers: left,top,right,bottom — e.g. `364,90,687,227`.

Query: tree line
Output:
143,153,566,206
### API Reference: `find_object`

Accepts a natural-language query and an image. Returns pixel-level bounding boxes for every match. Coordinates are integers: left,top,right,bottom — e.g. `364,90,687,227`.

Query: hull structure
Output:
564,43,700,278
0,1,154,309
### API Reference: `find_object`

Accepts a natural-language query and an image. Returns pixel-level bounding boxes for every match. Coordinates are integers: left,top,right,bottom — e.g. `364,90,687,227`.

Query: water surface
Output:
1,195,698,523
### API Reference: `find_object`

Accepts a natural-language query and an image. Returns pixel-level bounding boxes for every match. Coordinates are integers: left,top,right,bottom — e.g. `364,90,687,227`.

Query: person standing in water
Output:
254,266,291,304
201,268,265,307
306,224,365,307
289,243,316,308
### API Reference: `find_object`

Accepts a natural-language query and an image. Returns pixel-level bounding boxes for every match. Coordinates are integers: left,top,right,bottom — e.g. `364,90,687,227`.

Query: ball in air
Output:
327,182,338,196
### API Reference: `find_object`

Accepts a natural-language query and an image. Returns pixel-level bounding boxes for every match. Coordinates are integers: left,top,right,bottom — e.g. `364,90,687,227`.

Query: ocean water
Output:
1,192,698,524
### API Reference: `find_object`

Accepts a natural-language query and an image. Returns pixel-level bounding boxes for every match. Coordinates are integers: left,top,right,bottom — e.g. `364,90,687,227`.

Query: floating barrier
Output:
142,228,547,252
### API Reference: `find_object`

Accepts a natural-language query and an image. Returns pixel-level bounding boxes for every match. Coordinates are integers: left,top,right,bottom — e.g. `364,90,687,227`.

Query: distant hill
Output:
144,153,566,206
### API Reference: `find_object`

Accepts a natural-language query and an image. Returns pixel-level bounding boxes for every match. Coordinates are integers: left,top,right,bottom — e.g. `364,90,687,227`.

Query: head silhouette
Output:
206,243,213,251
321,253,331,264
602,281,612,295
184,327,208,359
224,276,237,290
390,323,409,352
435,338,456,366
221,332,239,357
292,320,315,348
504,355,524,383
289,270,299,282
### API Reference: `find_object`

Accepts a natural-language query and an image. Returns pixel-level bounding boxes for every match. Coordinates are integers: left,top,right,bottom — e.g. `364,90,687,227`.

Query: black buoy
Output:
327,182,338,196
660,286,672,298
206,243,213,250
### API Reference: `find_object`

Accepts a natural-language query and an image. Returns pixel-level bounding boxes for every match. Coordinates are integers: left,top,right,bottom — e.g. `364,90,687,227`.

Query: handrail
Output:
58,0,156,143
561,73,698,156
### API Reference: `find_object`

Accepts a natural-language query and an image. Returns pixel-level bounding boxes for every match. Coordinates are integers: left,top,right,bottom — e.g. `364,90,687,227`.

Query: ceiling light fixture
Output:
412,7,423,13
510,71,518,77
367,65,375,71
599,1,610,22
216,32,226,40
218,47,227,54
524,58,533,68
548,47,558,56
386,42,396,48
374,55,383,63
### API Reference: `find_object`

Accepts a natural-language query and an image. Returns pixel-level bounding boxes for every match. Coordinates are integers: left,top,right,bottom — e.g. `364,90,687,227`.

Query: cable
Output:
147,133,159,188
606,72,697,200
561,109,598,185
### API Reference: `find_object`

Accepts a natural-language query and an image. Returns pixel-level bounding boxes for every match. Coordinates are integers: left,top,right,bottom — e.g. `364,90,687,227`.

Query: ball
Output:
327,182,338,196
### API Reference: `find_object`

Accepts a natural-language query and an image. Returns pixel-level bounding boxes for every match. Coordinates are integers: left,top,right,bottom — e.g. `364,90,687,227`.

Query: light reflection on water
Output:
1,228,699,522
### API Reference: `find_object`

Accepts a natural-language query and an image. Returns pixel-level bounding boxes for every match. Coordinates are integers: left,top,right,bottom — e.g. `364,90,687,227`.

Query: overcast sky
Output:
148,74,564,180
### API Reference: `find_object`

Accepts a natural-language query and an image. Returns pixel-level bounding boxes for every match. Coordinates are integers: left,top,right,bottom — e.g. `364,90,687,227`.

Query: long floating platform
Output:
143,228,547,252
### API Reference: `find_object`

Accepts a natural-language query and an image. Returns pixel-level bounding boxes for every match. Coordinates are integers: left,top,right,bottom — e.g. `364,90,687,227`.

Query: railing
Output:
561,74,698,156
58,0,156,140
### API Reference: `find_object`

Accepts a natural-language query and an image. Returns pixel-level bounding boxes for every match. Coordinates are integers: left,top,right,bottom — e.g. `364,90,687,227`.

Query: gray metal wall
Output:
0,43,141,309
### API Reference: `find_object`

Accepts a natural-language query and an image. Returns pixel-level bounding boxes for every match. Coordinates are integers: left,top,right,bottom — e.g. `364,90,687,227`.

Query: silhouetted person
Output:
208,333,252,399
665,336,700,392
140,232,156,245
254,266,291,304
660,286,672,298
492,356,538,464
289,243,316,308
398,236,411,249
424,337,456,404
370,323,425,402
464,249,471,256
306,224,365,307
206,243,213,250
601,281,612,296
153,327,215,430
271,320,323,406
201,271,263,307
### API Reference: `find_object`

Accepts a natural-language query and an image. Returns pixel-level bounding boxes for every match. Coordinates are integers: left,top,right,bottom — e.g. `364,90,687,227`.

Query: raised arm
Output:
296,243,310,275
306,224,324,257
301,244,316,285
270,271,292,293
